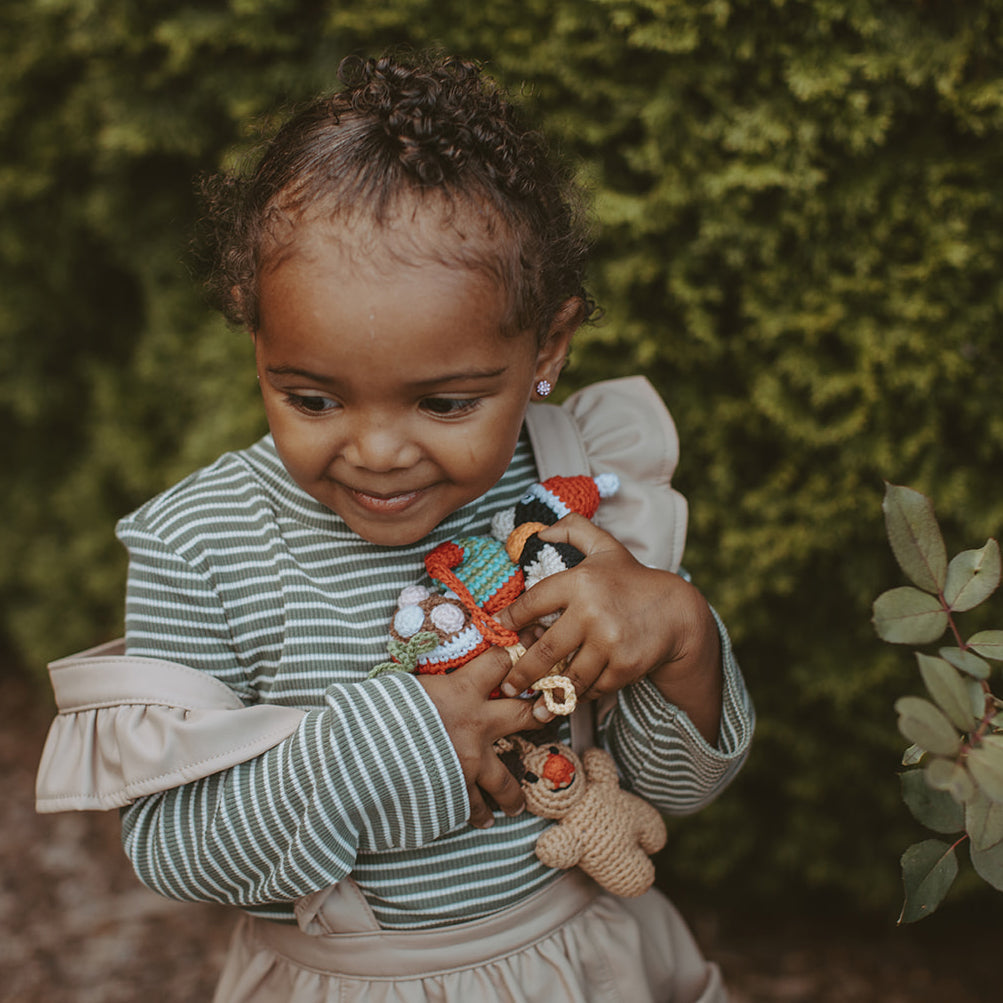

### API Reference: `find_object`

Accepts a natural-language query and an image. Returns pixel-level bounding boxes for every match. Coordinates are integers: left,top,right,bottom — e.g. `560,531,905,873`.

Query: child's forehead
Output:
262,195,520,306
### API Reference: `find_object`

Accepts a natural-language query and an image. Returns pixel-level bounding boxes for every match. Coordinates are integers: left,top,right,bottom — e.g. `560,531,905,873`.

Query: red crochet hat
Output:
521,473,619,522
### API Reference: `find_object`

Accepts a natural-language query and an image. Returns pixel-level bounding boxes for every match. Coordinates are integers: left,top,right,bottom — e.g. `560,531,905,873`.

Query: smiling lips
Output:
348,486,426,514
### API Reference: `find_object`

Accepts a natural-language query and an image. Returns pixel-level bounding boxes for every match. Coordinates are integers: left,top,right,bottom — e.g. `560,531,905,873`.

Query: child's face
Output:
253,222,573,547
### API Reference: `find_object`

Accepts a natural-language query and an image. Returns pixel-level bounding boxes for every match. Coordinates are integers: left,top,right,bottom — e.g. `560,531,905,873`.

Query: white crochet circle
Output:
393,605,426,638
429,602,466,634
398,584,431,607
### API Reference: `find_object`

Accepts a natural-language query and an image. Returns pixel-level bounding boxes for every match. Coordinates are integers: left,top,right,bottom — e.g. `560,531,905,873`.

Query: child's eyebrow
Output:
413,366,509,387
265,364,510,386
265,364,334,383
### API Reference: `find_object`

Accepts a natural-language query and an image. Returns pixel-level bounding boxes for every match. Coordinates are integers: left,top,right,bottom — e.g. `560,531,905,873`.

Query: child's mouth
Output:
349,487,425,514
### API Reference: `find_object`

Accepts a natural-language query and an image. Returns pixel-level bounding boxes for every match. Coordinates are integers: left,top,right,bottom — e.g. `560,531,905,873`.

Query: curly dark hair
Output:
197,52,595,340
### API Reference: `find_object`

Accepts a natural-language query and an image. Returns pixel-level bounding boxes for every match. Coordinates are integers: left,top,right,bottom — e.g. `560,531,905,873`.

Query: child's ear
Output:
534,297,585,385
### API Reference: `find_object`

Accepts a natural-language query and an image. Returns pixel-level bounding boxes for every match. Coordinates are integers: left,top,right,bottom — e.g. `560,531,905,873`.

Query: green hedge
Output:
4,0,1003,911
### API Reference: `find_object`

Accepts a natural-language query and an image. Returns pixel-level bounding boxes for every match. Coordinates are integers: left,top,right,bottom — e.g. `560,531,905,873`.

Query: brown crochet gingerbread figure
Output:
498,735,667,897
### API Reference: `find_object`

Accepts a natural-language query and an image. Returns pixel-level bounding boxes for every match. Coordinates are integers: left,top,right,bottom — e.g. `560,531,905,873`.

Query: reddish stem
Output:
939,597,997,748
939,593,966,650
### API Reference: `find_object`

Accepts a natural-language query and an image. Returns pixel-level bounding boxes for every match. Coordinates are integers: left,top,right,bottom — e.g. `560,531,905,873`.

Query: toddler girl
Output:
37,52,753,1002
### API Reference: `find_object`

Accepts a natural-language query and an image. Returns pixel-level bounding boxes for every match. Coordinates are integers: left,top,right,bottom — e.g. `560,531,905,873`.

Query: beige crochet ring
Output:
531,674,577,715
504,644,577,715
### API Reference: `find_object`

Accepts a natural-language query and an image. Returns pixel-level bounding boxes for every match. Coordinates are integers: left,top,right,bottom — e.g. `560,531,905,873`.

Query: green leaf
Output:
967,735,1003,802
965,788,1003,851
939,646,991,680
882,484,947,594
967,678,988,719
873,588,949,645
970,838,1003,891
917,653,979,732
943,539,1001,612
967,630,1003,662
901,769,965,832
895,696,961,757
898,839,958,923
924,756,975,804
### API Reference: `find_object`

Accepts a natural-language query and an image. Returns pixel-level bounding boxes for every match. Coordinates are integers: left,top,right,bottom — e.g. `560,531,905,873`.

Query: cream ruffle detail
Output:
35,639,304,812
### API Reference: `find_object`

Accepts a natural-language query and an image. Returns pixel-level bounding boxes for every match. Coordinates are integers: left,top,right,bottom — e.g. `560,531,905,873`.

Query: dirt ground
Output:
3,674,997,1003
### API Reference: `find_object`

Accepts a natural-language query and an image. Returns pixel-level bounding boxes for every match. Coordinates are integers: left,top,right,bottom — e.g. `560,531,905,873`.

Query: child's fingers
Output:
466,786,496,829
495,515,626,635
534,512,622,557
480,681,547,736
456,643,527,697
494,574,565,634
475,754,526,819
497,612,583,699
522,646,608,723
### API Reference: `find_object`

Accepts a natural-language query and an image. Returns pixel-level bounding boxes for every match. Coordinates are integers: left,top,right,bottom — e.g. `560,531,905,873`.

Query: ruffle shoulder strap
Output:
35,639,305,812
525,375,688,572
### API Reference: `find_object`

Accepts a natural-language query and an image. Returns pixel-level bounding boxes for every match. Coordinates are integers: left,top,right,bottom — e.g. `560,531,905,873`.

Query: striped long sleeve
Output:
117,519,469,919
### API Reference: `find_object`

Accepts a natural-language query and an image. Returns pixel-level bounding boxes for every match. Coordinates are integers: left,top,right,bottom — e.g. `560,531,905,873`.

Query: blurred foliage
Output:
4,0,1003,912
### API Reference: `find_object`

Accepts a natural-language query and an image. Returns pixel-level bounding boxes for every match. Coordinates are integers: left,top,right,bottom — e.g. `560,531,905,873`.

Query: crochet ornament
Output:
370,474,619,715
495,735,667,897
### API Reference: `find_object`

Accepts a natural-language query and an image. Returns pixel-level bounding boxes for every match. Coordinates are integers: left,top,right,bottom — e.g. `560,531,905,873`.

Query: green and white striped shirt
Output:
117,430,753,928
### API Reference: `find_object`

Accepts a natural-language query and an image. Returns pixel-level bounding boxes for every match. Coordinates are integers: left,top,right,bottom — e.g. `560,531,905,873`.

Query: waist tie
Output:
246,872,600,979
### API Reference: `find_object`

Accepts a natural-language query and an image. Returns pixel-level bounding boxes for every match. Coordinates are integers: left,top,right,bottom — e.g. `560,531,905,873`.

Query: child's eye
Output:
284,393,339,414
421,397,482,417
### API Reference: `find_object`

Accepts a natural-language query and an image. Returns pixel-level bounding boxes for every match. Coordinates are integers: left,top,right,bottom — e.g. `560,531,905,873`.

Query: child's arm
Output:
497,514,723,741
122,652,539,907
496,514,753,811
117,521,536,909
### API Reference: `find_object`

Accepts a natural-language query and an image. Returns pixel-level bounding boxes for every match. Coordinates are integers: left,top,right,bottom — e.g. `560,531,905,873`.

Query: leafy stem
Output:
875,483,1003,921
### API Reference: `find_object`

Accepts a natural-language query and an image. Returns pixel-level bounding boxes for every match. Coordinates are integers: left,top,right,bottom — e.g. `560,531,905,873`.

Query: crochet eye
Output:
398,584,432,607
548,746,559,754
429,602,466,633
393,605,426,638
523,771,539,784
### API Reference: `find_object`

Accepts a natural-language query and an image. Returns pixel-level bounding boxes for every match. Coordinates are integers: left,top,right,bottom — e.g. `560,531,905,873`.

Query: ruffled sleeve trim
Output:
525,376,688,572
35,639,304,812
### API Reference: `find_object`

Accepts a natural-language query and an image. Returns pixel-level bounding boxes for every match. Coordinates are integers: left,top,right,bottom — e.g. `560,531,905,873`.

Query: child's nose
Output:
343,415,418,471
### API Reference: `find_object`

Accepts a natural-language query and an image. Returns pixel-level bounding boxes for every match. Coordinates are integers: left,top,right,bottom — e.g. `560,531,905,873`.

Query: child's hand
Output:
494,515,724,744
416,646,543,829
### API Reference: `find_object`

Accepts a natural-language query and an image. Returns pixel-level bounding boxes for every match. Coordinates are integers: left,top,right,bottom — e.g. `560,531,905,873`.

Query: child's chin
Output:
346,514,439,548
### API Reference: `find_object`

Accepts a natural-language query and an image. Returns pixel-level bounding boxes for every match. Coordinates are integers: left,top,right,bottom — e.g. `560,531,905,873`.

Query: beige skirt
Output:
212,872,727,1003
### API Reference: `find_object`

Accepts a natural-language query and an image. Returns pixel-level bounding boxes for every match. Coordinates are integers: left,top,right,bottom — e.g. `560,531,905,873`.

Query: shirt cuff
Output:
603,607,755,813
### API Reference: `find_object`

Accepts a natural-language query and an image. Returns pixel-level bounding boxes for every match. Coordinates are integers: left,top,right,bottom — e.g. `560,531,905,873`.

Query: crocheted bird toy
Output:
370,474,618,714
495,735,667,897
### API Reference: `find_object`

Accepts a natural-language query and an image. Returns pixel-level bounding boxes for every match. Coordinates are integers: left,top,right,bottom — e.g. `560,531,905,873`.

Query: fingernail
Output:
500,682,518,697
533,704,555,723
476,816,494,829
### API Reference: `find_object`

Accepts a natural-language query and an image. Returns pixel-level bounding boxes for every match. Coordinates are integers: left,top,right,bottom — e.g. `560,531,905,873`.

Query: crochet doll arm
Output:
115,517,471,911
534,820,584,870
